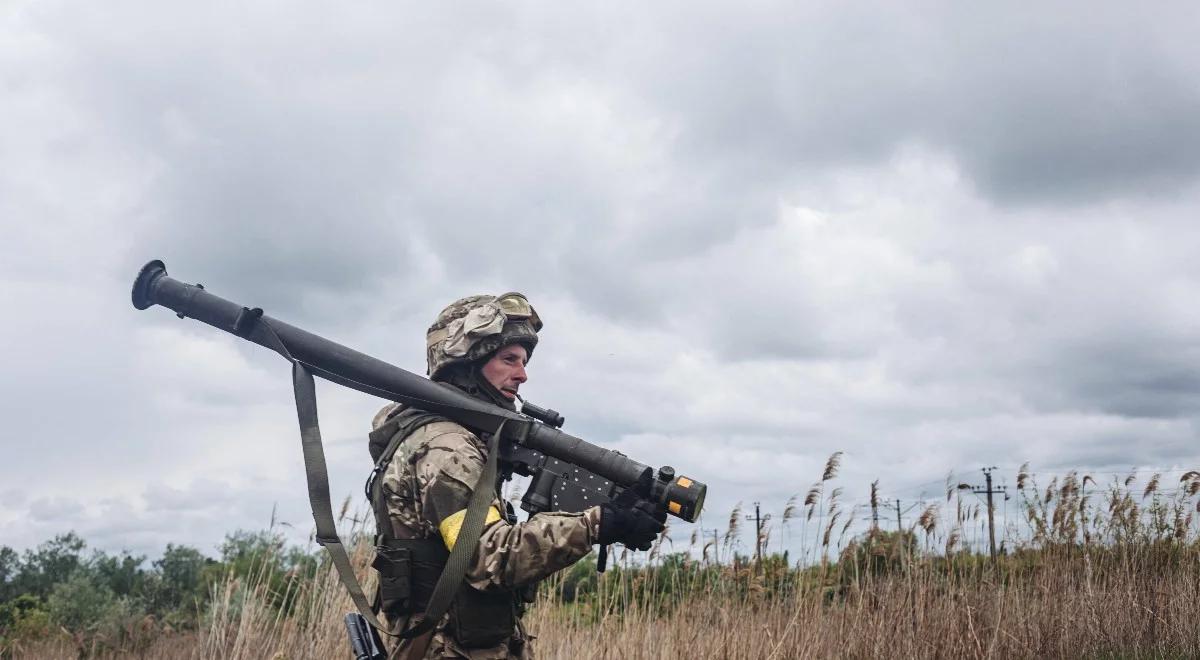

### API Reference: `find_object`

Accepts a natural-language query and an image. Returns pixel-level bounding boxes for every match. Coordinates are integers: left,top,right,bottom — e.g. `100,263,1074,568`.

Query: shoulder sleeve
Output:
466,507,599,591
409,422,599,589
411,422,488,528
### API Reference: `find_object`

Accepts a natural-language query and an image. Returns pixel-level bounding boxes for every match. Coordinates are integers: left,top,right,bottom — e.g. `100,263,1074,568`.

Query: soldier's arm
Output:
415,426,599,591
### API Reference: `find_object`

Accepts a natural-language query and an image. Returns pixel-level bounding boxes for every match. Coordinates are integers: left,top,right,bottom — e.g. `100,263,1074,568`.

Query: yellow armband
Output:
438,506,503,551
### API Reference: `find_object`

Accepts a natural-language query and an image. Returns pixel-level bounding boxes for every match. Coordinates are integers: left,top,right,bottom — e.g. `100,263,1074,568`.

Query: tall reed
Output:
9,461,1199,659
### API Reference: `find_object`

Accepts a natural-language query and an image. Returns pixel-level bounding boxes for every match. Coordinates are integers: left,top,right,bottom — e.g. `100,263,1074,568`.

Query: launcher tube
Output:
131,260,705,521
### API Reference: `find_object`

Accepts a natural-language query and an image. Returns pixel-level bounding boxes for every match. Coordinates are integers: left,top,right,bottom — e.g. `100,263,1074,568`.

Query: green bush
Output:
47,571,117,632
0,593,50,640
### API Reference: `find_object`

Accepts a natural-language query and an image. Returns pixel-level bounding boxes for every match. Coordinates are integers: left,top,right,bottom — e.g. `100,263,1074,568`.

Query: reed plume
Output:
822,452,843,481
724,502,743,547
1143,473,1160,499
782,494,799,525
918,504,939,535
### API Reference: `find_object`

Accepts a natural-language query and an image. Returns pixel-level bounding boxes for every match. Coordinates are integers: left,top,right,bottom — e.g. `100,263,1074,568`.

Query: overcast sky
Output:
2,1,1199,561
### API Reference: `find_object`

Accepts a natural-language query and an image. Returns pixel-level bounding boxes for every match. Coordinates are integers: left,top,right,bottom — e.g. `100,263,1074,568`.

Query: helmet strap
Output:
435,361,517,412
469,363,518,411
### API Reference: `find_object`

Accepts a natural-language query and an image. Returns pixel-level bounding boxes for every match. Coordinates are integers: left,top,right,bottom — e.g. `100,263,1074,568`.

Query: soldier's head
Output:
425,292,541,408
479,343,529,401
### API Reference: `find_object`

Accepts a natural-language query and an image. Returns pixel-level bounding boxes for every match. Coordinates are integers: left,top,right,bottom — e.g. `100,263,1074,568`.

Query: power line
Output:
804,466,1197,504
739,464,1200,557
975,466,1197,478
745,502,771,564
962,467,1009,563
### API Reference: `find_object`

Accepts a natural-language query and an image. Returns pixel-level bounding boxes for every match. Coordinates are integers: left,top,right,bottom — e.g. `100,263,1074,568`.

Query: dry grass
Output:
529,545,1200,659
10,462,1200,659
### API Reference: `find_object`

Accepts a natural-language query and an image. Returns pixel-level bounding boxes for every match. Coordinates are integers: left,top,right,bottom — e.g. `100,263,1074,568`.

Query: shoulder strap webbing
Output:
367,411,446,539
288,358,504,646
290,361,393,632
369,408,446,464
397,418,504,643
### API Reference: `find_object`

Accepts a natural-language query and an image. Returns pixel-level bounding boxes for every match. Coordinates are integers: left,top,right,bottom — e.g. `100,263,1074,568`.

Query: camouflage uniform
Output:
374,293,600,659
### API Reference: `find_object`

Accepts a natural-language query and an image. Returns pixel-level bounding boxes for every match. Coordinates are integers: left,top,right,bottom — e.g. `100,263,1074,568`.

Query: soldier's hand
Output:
597,472,666,551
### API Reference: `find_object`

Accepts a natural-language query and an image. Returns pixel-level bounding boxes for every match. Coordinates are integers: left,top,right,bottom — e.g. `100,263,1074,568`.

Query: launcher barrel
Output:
132,259,706,522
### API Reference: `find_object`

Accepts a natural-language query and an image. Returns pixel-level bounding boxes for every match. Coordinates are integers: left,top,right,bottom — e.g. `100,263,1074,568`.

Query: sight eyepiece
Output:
519,399,565,428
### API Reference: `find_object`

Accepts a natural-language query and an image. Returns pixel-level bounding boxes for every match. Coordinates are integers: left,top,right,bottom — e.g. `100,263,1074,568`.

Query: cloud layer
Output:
2,0,1199,559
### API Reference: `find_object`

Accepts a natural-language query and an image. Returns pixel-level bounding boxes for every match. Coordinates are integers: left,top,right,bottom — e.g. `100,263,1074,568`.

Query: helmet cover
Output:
425,292,541,379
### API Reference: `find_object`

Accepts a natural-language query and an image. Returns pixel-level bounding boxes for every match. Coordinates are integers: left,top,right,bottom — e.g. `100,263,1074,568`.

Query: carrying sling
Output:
263,319,502,649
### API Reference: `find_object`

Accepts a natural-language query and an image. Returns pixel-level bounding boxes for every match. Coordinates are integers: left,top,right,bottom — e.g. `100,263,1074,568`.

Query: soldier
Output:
368,293,666,659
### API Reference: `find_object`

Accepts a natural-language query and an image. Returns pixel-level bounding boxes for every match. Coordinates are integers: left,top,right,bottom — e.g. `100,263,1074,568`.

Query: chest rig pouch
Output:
366,407,521,649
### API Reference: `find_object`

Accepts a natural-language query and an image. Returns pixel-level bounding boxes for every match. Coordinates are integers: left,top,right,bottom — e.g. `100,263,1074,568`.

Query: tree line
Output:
0,529,317,650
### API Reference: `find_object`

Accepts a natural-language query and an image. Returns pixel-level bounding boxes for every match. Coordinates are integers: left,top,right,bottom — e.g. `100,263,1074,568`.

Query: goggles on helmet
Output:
495,292,543,331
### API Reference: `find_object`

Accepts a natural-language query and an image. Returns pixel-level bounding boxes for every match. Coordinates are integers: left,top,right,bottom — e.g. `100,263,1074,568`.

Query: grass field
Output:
6,461,1199,659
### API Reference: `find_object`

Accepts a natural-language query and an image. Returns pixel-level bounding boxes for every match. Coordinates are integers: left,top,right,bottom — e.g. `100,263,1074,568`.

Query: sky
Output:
2,1,1199,561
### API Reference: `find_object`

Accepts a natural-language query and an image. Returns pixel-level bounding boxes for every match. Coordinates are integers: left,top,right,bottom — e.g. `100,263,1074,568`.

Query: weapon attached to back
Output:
345,613,387,660
131,259,707,523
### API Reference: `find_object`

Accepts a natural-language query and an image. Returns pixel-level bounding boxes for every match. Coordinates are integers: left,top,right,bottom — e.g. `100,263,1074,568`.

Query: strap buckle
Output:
365,464,386,501
234,306,264,338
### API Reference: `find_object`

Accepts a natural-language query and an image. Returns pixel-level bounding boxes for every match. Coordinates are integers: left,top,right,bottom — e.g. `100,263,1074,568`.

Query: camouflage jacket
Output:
372,403,600,659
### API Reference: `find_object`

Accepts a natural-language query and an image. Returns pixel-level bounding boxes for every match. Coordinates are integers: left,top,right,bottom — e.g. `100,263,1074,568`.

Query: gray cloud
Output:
614,3,1200,205
28,497,79,522
2,0,1200,560
1024,338,1200,419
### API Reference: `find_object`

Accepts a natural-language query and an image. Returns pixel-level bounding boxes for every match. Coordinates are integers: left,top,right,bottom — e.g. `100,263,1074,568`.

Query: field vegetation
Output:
3,459,1198,659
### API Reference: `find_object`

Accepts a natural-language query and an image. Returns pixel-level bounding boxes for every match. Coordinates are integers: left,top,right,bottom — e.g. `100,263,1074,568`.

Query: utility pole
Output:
707,528,721,564
970,467,1008,562
745,502,771,564
895,498,903,531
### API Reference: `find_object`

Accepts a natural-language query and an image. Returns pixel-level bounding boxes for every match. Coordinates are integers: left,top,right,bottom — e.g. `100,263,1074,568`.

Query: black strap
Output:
367,411,445,540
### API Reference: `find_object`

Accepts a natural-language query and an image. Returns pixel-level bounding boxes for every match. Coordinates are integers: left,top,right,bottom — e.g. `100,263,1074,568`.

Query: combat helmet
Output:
426,292,542,380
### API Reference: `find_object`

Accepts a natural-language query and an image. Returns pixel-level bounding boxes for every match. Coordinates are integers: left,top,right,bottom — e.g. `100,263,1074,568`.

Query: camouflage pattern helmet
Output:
425,292,542,379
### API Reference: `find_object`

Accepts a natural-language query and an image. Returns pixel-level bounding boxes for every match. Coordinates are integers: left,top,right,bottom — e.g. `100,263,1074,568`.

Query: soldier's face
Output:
481,344,528,400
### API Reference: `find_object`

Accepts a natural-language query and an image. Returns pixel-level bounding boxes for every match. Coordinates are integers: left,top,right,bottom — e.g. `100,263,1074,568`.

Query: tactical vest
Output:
366,406,524,649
